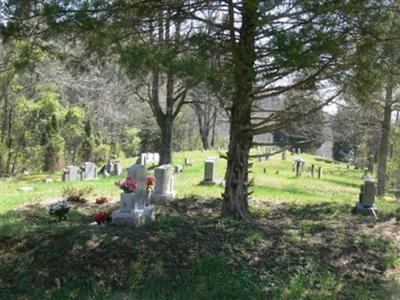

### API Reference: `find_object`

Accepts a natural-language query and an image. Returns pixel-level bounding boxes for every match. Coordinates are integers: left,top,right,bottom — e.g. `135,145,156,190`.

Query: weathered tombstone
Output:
294,157,305,177
112,164,154,224
151,165,175,202
140,153,147,166
83,162,97,180
113,162,123,176
317,166,323,179
202,158,217,184
296,160,302,177
311,164,315,178
62,166,81,182
354,176,378,219
282,151,287,161
184,157,192,166
297,148,302,154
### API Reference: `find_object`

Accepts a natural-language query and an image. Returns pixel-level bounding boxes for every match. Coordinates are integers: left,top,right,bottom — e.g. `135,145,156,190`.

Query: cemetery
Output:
1,151,400,299
1,1,400,299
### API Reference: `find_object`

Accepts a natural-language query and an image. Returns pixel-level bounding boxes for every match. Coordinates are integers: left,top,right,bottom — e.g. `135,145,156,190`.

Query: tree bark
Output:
377,84,393,196
222,0,258,219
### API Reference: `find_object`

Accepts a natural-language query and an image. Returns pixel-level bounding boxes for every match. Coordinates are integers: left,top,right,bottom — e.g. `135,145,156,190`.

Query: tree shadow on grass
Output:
0,198,399,299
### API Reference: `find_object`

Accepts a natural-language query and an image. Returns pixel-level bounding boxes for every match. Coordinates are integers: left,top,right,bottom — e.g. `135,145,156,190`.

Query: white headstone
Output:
140,153,147,165
113,164,154,225
152,165,175,202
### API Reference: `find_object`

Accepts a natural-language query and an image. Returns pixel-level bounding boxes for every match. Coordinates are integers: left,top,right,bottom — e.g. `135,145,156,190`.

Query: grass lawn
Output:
1,151,400,299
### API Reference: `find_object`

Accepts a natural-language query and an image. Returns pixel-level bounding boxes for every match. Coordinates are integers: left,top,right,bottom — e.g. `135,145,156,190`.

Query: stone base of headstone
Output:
111,206,155,225
200,179,224,186
354,203,378,219
151,192,175,203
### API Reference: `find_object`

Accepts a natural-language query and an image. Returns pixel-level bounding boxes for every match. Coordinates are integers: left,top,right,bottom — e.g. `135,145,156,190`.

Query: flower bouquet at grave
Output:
95,211,112,225
95,197,109,205
49,200,70,221
146,175,156,190
115,176,138,193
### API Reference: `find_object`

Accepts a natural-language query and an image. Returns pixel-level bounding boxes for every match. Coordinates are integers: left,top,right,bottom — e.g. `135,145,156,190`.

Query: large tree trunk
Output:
377,84,393,196
159,117,173,165
222,0,258,219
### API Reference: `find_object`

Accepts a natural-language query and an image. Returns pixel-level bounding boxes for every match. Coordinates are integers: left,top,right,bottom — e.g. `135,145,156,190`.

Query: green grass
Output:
1,150,400,299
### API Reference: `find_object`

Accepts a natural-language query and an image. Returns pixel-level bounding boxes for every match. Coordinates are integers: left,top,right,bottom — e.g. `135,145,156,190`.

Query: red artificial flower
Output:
146,175,156,187
96,197,108,204
95,211,108,225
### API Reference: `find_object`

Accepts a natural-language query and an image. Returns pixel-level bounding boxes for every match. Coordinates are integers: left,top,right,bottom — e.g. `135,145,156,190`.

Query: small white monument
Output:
112,164,154,225
151,164,175,202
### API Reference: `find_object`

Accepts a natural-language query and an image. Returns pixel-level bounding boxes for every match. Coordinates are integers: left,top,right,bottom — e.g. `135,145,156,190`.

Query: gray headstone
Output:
83,162,97,180
113,162,123,176
204,159,216,182
63,165,81,182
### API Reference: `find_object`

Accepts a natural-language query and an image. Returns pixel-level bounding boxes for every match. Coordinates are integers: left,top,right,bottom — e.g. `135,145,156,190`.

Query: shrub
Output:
62,185,93,203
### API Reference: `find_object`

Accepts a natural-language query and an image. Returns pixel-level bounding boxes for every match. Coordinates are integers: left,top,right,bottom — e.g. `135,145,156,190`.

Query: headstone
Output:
296,160,302,177
140,153,147,165
44,178,53,183
83,162,97,180
17,186,33,192
294,157,305,177
311,164,315,178
184,157,192,166
317,166,323,179
112,164,154,225
151,165,175,202
282,151,287,160
202,158,218,184
297,148,302,154
62,166,81,182
174,165,183,173
354,176,378,219
113,162,123,176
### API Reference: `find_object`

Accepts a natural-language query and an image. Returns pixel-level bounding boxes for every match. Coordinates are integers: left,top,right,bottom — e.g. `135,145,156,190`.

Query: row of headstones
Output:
256,146,274,162
63,161,123,182
140,153,160,166
112,164,175,224
293,158,323,179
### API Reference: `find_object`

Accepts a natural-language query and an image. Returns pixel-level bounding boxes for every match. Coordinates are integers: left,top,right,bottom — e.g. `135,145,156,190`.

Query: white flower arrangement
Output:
49,200,70,221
